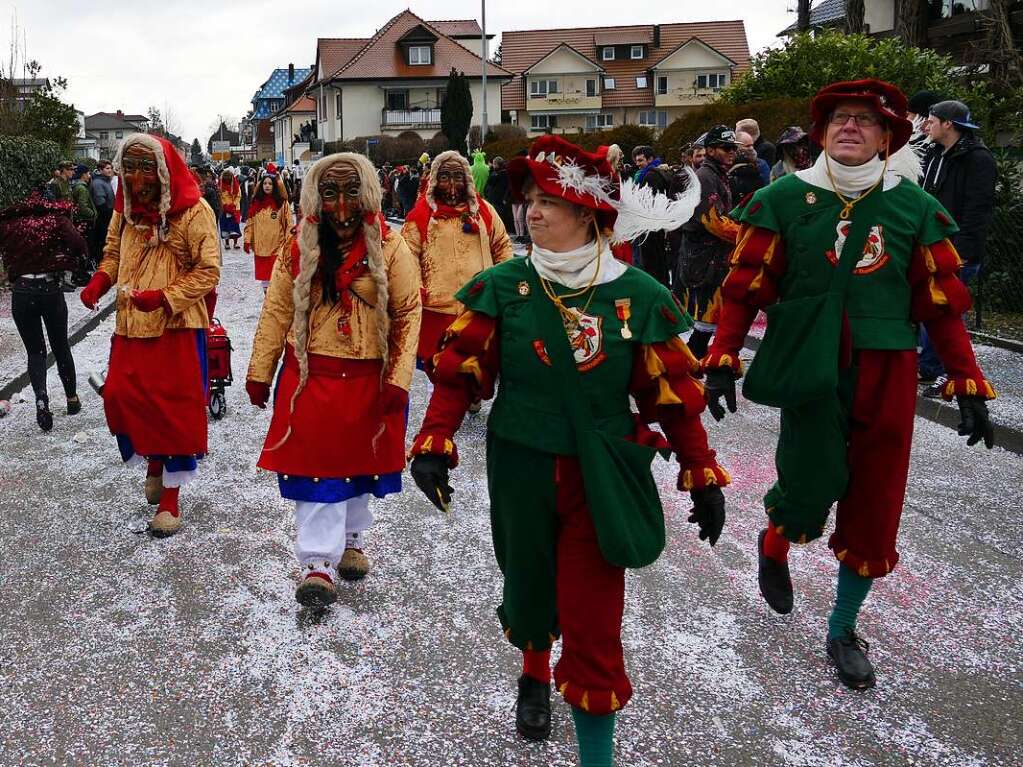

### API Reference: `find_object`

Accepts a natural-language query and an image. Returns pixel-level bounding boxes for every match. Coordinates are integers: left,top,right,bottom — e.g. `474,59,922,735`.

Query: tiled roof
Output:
285,95,316,114
780,0,846,34
316,38,369,81
253,67,313,105
83,113,142,131
430,20,484,37
326,10,511,81
501,21,750,111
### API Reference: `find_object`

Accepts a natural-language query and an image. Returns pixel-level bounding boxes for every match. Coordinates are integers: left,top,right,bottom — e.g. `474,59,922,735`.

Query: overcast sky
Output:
2,0,795,145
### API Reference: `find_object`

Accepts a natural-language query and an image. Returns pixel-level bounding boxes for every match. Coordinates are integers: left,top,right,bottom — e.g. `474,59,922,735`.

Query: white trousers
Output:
294,493,373,567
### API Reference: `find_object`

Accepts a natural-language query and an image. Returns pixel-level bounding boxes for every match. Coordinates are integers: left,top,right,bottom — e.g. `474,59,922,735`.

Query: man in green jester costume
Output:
409,135,727,766
703,79,996,690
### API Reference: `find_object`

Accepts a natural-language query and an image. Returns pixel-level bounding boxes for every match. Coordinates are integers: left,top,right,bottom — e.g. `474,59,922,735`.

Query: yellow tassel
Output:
966,379,977,396
580,691,590,712
703,467,717,486
656,377,683,406
681,470,693,490
884,559,890,574
458,356,484,385
774,524,784,536
443,439,454,455
559,682,568,695
858,563,870,577
422,436,434,452
610,691,621,711
836,549,848,561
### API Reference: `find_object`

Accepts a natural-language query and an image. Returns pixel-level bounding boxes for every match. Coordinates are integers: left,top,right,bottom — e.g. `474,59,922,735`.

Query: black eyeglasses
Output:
829,111,883,127
121,158,157,173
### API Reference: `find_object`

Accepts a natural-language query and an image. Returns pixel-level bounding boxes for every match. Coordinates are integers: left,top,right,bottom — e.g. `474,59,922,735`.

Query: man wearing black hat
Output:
678,125,739,358
906,90,943,151
918,100,996,394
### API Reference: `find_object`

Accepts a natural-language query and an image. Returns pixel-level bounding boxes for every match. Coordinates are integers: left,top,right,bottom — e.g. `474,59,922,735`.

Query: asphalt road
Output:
1,246,1020,767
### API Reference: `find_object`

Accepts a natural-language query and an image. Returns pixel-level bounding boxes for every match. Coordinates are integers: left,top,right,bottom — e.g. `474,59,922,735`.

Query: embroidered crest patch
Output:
562,307,605,371
826,220,890,275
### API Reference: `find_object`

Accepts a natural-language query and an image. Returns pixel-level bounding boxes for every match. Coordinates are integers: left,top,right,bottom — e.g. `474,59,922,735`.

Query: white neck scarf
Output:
529,236,627,289
796,151,897,196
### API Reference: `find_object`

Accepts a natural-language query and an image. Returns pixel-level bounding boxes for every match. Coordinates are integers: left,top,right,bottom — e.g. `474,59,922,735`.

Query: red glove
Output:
246,380,270,409
80,272,112,309
380,383,409,415
243,242,251,254
130,289,166,313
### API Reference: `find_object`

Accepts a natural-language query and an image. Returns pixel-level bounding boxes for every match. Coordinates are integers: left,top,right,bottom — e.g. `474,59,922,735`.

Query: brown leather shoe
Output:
149,509,182,538
338,548,370,581
144,475,163,505
295,567,338,607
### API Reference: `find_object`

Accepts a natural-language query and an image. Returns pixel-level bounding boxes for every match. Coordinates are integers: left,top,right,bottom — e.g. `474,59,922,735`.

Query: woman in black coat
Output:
483,157,514,232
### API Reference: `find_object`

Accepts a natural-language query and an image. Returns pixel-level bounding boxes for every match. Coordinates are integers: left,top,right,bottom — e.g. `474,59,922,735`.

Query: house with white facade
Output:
500,21,750,134
310,10,511,144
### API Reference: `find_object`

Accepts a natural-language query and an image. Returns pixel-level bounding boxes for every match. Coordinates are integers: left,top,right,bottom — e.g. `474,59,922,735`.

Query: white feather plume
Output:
554,159,614,204
886,142,924,185
611,167,701,244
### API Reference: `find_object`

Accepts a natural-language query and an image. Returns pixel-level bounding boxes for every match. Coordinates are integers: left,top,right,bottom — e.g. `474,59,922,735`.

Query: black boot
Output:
515,674,551,741
36,399,53,432
757,529,793,614
66,395,81,415
686,329,712,359
827,629,876,690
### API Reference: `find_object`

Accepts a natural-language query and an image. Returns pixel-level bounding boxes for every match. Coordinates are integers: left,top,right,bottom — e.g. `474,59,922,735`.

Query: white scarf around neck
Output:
796,151,901,196
529,237,627,290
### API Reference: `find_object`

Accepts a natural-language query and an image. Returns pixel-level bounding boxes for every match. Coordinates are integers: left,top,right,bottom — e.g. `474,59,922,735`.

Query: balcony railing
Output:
381,108,441,128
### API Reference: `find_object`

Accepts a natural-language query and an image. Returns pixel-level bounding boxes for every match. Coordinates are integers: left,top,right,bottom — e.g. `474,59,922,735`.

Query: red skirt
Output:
104,330,208,456
417,308,456,364
254,253,277,282
258,347,407,478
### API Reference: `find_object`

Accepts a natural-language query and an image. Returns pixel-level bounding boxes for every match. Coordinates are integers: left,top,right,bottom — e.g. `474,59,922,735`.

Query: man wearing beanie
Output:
918,100,997,394
702,80,996,690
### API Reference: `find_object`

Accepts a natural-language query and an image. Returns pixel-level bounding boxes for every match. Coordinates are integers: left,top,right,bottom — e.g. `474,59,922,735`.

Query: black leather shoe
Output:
67,396,81,415
757,529,793,614
827,629,876,690
515,674,551,741
36,400,53,432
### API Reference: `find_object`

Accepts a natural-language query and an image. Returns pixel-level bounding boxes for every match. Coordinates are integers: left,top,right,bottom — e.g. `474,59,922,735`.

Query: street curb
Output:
743,333,1023,457
968,330,1023,355
0,296,115,403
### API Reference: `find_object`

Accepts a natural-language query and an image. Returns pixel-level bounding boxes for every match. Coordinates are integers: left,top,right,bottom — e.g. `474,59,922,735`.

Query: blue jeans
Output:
918,262,981,379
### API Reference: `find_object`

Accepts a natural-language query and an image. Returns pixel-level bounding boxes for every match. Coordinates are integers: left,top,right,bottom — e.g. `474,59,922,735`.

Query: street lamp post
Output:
481,0,488,148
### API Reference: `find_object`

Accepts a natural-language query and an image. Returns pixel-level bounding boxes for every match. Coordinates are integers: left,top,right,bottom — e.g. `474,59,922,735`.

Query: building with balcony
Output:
500,21,750,135
309,10,511,144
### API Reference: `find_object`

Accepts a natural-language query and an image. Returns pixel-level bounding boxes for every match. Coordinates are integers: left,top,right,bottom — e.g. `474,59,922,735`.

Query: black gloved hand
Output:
704,368,738,422
956,395,995,449
688,485,725,546
410,454,454,512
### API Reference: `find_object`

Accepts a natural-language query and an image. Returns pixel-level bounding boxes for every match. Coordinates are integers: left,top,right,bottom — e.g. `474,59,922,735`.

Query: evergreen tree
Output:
441,68,472,157
190,138,203,164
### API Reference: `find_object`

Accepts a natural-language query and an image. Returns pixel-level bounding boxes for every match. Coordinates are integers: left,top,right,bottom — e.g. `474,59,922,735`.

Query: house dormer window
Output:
630,45,644,59
409,45,432,65
602,47,615,61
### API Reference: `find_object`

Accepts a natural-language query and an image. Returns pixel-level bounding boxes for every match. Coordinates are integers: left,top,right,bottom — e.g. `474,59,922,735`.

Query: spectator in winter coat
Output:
483,157,514,232
732,131,770,193
396,167,419,217
90,161,116,267
907,90,943,153
631,145,673,287
70,166,97,226
45,162,74,201
918,100,997,393
736,118,776,167
770,127,813,182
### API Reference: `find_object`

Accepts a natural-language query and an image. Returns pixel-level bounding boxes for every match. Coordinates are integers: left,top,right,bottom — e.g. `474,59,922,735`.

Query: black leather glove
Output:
704,368,738,422
688,485,725,546
956,395,995,449
410,454,453,512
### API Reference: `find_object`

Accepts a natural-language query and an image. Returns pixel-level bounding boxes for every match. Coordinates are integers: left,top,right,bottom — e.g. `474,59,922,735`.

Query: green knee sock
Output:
571,708,615,767
828,563,873,640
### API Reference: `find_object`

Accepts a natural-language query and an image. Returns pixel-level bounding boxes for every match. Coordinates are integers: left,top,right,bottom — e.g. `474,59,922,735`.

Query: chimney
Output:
288,63,295,85
116,109,124,120
652,25,660,48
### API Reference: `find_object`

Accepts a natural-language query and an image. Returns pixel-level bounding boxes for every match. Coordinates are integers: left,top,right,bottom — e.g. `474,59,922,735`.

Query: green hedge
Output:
482,124,657,164
656,97,812,160
0,136,63,208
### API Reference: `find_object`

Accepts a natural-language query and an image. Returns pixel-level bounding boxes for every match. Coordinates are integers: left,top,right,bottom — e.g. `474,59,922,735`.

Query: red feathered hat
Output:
810,79,913,155
508,135,618,228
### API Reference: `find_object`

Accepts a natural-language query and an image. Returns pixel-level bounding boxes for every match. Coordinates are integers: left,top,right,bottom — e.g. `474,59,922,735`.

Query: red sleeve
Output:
410,310,499,467
704,224,785,373
908,239,995,401
630,338,730,490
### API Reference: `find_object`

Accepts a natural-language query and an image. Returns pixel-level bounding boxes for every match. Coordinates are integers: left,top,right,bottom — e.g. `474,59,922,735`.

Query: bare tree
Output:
797,0,811,32
846,0,866,34
894,0,928,47
977,0,1023,87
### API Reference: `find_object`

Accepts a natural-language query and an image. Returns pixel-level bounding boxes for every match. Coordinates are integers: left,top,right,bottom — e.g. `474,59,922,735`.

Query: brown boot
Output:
150,487,182,538
338,548,370,581
295,563,338,607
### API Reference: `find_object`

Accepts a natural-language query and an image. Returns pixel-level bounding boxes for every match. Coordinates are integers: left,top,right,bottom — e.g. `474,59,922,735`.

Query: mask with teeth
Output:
435,160,468,207
123,144,161,208
319,162,363,241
